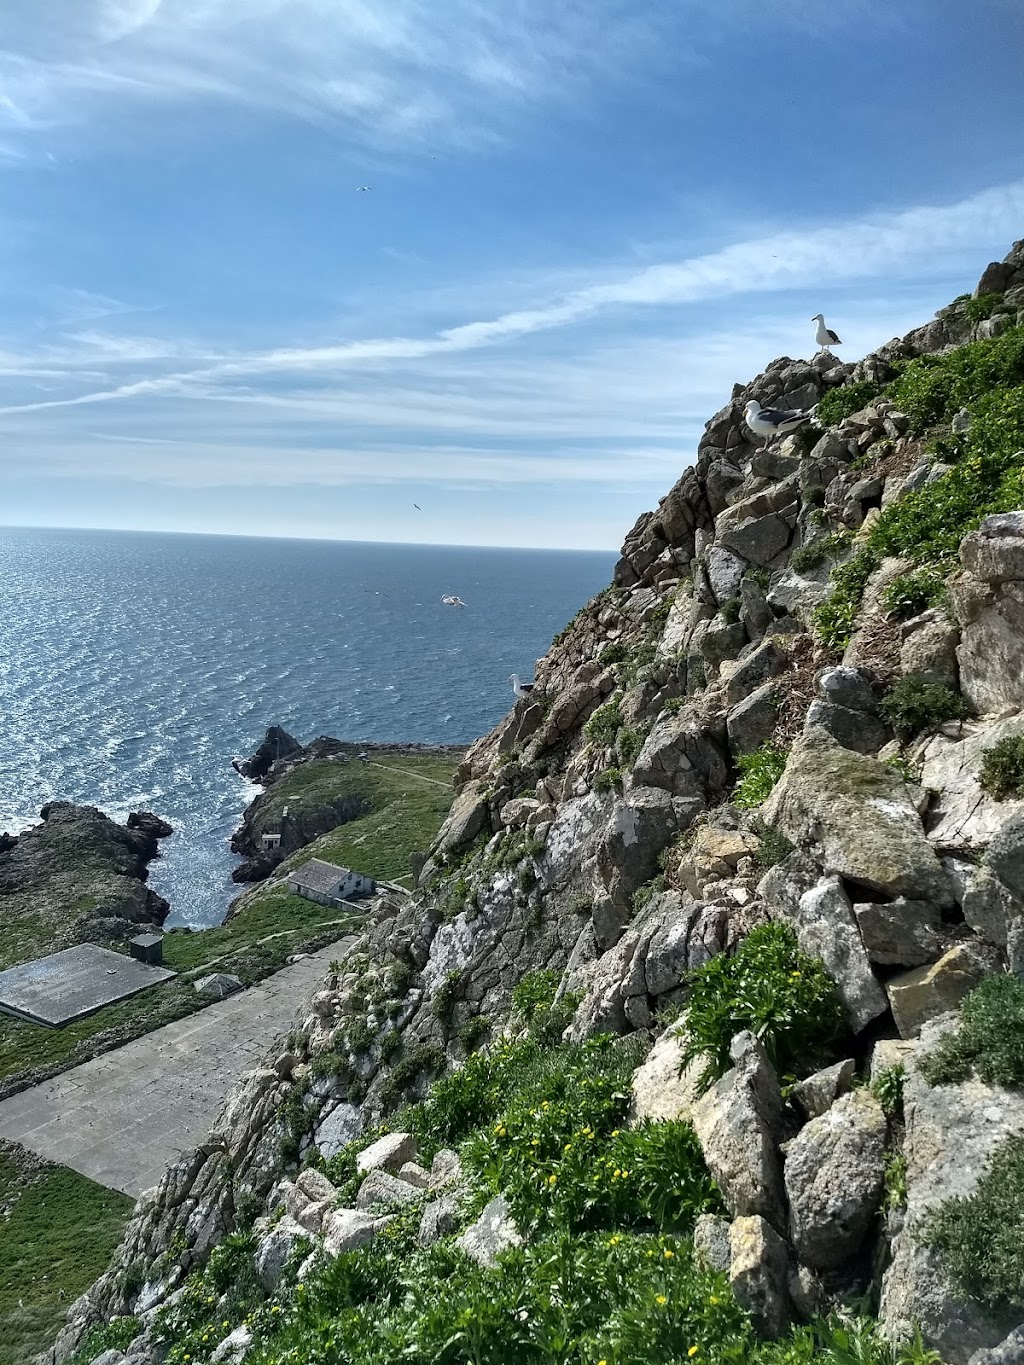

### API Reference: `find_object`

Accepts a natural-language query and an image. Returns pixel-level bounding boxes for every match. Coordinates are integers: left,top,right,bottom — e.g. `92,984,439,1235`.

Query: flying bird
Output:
413,503,422,511
441,594,466,607
812,313,842,355
356,185,373,192
509,673,535,699
743,399,814,450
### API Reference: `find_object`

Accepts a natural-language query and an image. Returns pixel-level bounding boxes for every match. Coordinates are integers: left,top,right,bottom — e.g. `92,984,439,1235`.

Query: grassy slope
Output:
0,1143,132,1365
0,753,458,1095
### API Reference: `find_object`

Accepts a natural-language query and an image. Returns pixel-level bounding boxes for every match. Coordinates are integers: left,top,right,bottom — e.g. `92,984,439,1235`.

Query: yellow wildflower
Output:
663,1248,674,1259
689,1348,700,1358
547,1173,557,1186
656,1294,668,1306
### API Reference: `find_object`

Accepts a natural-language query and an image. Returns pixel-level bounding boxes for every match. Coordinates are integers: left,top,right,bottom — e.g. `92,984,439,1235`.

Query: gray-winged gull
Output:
812,313,842,354
441,594,466,607
509,673,535,699
743,399,814,450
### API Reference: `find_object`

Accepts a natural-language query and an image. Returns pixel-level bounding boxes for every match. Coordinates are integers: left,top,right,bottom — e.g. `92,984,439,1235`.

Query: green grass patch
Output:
979,735,1024,801
815,379,886,428
679,922,848,1094
879,568,947,621
0,1143,133,1365
732,744,788,808
585,701,624,748
924,1134,1024,1316
918,974,1024,1089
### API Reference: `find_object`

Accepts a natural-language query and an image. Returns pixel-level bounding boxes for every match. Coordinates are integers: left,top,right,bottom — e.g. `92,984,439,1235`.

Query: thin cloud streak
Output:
0,175,1020,422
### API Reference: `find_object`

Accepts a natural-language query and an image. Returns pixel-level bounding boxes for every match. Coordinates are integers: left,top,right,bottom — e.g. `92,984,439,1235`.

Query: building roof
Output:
288,858,363,894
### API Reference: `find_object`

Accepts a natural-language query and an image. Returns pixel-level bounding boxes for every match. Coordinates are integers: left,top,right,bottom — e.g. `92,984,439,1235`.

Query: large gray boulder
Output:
920,716,1024,851
852,896,945,966
691,1032,786,1230
254,1216,308,1291
772,875,888,1033
632,711,729,799
729,1215,791,1338
879,1016,1024,1362
724,640,787,708
763,727,954,906
456,1194,523,1268
727,683,781,755
594,788,678,942
887,941,1000,1039
784,1088,887,1270
630,1021,705,1124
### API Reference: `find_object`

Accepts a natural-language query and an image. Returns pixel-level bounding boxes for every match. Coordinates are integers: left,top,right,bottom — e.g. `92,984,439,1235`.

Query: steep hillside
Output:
47,241,1024,1365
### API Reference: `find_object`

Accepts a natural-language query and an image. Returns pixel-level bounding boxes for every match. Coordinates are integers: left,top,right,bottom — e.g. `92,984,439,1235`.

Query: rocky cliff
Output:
0,802,172,970
49,241,1024,1365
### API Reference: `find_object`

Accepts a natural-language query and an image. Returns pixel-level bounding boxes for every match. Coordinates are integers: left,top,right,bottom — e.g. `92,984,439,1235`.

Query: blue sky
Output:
1,1,1023,550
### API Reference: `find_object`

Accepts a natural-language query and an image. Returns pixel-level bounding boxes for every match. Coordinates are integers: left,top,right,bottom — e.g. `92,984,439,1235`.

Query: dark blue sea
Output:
0,528,614,927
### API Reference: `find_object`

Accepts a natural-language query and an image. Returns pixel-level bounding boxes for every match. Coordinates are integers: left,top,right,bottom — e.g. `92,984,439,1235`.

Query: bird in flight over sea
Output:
441,595,466,607
413,503,422,511
812,313,842,354
509,673,535,699
743,399,813,450
356,185,373,192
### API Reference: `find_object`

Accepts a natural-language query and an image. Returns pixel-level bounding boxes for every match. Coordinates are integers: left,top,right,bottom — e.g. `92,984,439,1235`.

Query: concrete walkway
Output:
0,938,355,1197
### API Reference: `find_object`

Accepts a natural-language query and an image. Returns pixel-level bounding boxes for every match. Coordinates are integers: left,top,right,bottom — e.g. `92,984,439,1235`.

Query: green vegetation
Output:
511,969,580,1047
878,676,967,742
979,734,1024,800
594,767,623,793
721,596,742,625
245,750,459,887
744,565,772,590
71,1317,142,1365
871,1064,906,1121
882,1152,908,1214
879,568,947,621
0,1142,133,1365
812,323,1024,649
918,974,1024,1089
790,529,853,575
585,701,624,748
597,642,629,668
753,824,795,870
150,1019,935,1365
815,380,885,428
925,1134,1024,1315
679,923,847,1095
732,744,789,808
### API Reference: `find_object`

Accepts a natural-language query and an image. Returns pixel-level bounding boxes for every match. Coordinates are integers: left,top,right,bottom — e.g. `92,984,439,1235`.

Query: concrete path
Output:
0,938,355,1197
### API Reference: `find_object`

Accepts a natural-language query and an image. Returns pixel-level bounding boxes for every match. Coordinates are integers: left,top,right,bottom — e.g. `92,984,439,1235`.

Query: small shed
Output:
261,832,282,853
287,858,376,907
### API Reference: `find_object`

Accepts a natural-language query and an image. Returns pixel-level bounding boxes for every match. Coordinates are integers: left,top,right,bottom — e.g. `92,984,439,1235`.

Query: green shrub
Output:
662,695,687,715
597,642,629,667
679,922,847,1094
72,1318,141,1364
918,973,1024,1088
812,546,880,650
924,1135,1024,1314
879,675,967,741
616,725,647,766
594,766,623,793
721,595,742,625
889,326,1024,433
733,744,788,808
979,734,1024,800
431,969,463,1021
880,567,947,620
803,484,827,508
754,824,795,870
815,379,885,428
962,291,1006,324
790,528,853,575
585,701,623,747
744,565,772,590
511,968,580,1046
458,1014,490,1052
632,875,665,913
883,1151,908,1213
871,1063,906,1120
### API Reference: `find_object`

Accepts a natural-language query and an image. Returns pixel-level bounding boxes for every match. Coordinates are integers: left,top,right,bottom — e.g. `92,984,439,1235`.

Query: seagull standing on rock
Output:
509,673,535,700
812,313,842,355
743,399,814,450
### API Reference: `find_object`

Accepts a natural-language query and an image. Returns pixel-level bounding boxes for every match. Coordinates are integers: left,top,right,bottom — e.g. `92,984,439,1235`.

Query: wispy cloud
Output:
0,0,894,156
0,175,1019,420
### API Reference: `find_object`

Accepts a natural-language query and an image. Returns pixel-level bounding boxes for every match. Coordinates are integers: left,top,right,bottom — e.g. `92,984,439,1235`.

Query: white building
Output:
287,858,375,907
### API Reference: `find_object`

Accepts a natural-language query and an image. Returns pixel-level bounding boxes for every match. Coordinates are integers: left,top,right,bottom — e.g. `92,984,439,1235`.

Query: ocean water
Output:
0,527,615,928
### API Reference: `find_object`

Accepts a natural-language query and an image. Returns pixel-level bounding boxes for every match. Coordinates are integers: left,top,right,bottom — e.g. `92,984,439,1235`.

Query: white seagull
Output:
509,673,535,699
356,185,373,192
743,399,814,450
812,313,842,355
441,594,466,607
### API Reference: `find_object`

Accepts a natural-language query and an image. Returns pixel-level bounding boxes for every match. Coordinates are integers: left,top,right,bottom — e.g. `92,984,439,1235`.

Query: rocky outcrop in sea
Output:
46,240,1024,1365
